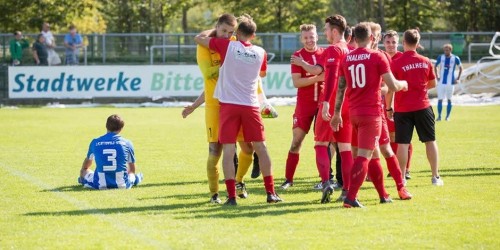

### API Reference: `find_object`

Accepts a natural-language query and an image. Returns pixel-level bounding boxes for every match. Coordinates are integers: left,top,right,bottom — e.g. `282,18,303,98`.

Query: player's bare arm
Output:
455,64,463,84
434,63,440,82
385,90,395,119
127,162,136,175
80,158,92,178
381,82,389,95
291,55,323,75
382,72,408,92
427,78,437,89
291,73,322,88
182,91,205,118
330,76,347,131
194,31,213,48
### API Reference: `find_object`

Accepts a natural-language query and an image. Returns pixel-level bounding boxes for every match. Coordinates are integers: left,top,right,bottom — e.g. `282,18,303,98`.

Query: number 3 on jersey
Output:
348,64,366,88
103,149,117,171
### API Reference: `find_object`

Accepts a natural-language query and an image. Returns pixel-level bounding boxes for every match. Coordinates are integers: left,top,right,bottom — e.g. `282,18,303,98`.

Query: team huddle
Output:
78,13,444,208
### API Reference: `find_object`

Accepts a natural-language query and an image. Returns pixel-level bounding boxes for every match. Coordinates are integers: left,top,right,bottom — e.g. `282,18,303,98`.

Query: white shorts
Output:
79,171,140,190
437,83,454,100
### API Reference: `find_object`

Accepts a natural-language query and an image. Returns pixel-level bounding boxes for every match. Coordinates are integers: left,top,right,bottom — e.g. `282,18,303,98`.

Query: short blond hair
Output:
299,24,316,32
443,43,453,50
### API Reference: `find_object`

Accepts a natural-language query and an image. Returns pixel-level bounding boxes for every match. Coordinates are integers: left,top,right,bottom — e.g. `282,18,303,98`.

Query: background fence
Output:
1,32,496,65
0,31,497,103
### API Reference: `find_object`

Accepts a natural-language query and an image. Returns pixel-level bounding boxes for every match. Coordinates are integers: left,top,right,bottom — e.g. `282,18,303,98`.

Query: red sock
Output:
314,145,331,182
225,179,236,199
390,142,398,154
346,156,369,201
368,158,388,198
406,143,413,171
386,155,404,190
263,175,275,194
285,152,299,182
340,151,353,190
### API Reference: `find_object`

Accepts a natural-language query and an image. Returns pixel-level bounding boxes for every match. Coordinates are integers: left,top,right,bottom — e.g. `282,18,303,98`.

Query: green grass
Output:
0,105,499,249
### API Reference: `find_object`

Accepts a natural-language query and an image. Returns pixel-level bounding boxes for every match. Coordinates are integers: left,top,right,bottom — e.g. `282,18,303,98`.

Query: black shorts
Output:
394,106,436,143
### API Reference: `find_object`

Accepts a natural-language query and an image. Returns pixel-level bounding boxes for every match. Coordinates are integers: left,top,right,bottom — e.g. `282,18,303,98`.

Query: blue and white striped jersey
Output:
435,54,461,85
86,132,135,189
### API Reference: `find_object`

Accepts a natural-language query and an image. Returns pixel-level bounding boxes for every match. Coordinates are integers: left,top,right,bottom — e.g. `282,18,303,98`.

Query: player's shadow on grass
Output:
42,185,93,193
413,167,500,177
23,199,343,218
42,180,208,193
23,201,211,217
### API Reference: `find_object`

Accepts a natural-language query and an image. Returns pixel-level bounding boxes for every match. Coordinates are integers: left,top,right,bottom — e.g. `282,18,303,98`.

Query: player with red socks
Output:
366,22,412,201
331,22,408,208
292,14,351,203
195,15,282,205
280,24,325,190
383,30,413,181
320,15,352,203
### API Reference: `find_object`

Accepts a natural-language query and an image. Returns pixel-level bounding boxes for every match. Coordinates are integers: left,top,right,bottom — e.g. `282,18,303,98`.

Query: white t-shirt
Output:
214,41,265,107
41,30,55,47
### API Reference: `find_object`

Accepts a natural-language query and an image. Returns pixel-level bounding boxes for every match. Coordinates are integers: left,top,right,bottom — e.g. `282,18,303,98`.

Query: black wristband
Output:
386,108,393,112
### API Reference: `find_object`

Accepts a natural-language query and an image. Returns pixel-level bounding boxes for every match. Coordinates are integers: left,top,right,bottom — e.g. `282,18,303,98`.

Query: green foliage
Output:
0,0,497,34
0,105,499,248
441,0,500,31
0,0,106,34
212,0,329,32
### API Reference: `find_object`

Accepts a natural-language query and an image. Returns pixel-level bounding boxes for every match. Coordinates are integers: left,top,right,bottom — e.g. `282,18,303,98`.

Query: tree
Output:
443,0,500,32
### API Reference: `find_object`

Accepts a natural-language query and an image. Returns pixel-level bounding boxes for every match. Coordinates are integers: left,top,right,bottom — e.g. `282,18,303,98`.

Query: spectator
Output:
434,43,463,121
9,31,29,66
32,34,49,66
64,24,83,65
41,22,61,65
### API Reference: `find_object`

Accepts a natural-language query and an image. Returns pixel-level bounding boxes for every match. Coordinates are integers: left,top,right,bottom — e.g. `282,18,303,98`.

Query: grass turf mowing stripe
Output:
0,162,169,249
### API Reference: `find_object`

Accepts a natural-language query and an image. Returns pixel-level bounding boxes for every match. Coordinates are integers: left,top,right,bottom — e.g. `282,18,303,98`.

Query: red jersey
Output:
391,51,436,112
291,47,325,103
321,41,350,103
340,47,390,116
392,51,403,61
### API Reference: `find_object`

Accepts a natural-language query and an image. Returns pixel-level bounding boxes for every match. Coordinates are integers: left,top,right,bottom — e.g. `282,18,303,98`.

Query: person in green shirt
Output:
9,31,30,66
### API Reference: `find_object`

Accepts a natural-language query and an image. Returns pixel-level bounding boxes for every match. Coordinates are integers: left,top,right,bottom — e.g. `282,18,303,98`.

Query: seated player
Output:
78,114,143,189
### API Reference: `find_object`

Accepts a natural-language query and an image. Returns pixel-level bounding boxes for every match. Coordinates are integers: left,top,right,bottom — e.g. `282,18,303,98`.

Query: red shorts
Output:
219,103,265,143
314,102,333,142
350,115,381,150
384,110,396,133
293,100,318,133
379,115,390,145
333,111,352,143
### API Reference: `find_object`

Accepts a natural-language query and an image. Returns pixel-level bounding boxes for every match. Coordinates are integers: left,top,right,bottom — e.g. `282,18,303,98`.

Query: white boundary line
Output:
0,162,169,249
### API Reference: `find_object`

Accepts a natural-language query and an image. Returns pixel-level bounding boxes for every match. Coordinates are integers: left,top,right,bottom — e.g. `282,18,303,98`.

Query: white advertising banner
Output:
8,65,297,99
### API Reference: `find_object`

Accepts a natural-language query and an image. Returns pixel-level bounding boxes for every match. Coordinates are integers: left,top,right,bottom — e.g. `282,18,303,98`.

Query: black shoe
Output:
335,189,347,202
224,197,237,206
251,152,260,179
320,181,334,204
379,196,393,204
405,171,412,180
209,193,222,204
236,182,248,198
267,192,283,203
343,198,364,208
280,179,293,190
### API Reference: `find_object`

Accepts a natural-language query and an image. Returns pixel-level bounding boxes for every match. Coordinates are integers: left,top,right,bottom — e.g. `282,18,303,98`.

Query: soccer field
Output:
1,105,499,249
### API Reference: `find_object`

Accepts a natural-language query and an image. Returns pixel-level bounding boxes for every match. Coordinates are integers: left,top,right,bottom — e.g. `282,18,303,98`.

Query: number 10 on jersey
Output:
348,64,366,88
